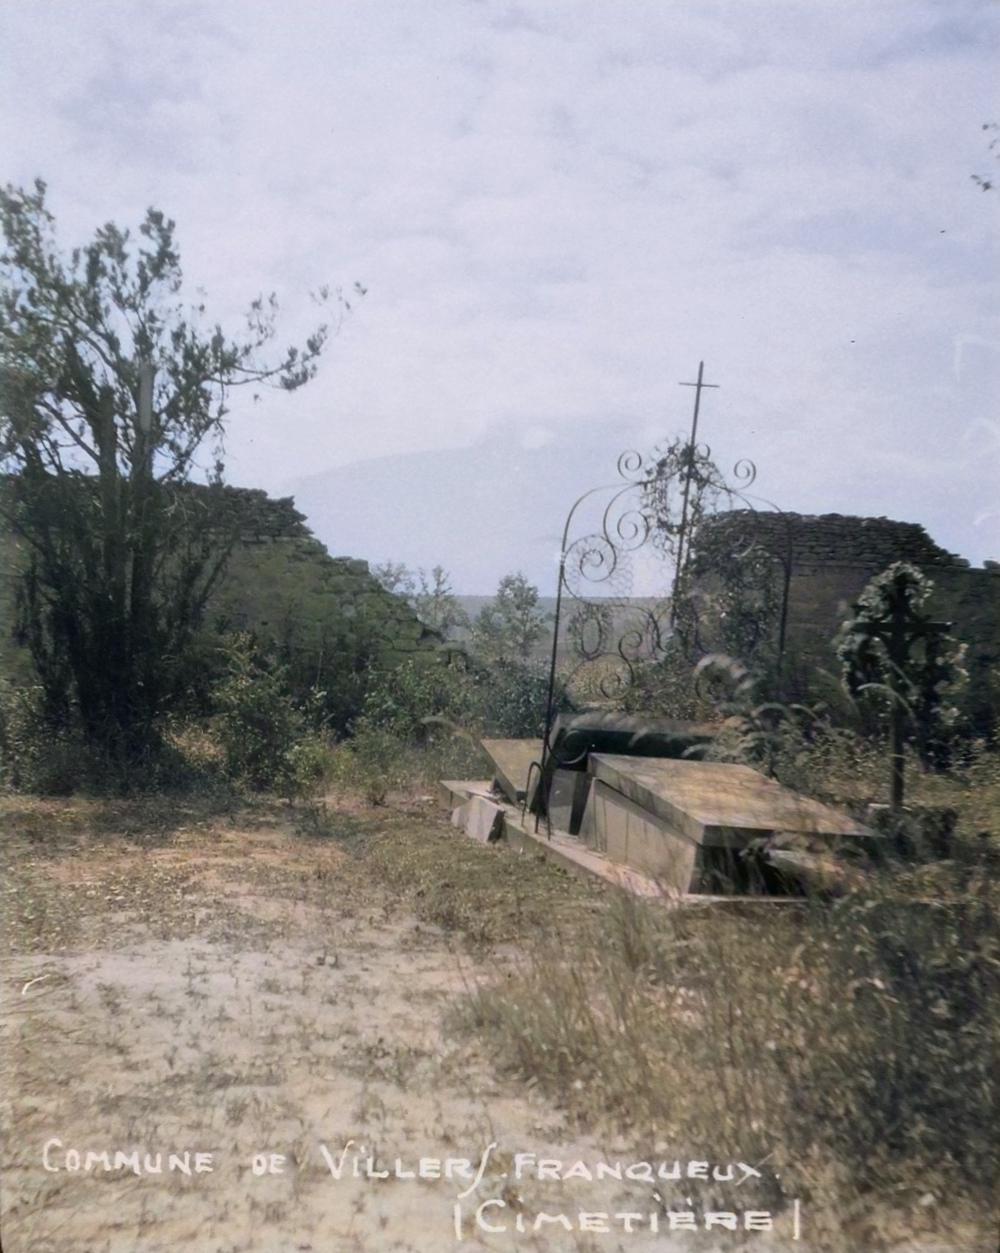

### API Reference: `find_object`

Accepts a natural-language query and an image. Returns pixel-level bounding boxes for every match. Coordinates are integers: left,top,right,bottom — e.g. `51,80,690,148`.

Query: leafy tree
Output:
371,560,414,598
213,634,328,796
0,179,350,765
835,563,966,809
358,652,559,741
413,564,468,636
471,572,548,664
371,560,468,637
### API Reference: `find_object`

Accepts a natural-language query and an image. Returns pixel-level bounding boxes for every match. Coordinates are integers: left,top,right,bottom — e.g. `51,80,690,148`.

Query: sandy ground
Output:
0,802,814,1253
2,800,985,1253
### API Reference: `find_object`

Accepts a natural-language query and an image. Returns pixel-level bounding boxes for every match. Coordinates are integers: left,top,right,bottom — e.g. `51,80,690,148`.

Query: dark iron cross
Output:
670,361,720,624
678,359,720,450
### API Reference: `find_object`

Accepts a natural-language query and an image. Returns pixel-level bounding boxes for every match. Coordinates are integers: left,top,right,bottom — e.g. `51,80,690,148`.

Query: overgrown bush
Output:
0,680,229,795
467,656,555,737
328,718,487,805
0,680,88,794
326,652,560,804
705,699,884,803
358,653,560,742
961,660,1000,741
331,723,405,805
617,641,719,721
694,653,998,828
281,732,333,799
212,635,329,796
779,871,996,1175
357,657,473,740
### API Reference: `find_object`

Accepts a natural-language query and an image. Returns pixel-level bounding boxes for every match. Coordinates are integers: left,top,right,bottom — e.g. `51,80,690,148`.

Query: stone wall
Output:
703,510,968,570
697,511,1000,719
0,480,440,682
200,485,440,668
211,533,439,669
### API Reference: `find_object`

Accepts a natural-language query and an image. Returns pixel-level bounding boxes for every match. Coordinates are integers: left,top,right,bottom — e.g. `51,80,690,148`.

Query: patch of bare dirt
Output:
0,799,740,1252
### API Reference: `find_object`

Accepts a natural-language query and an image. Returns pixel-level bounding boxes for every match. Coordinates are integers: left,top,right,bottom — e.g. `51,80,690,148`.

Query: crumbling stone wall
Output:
696,511,1000,722
203,486,439,668
703,510,969,571
0,480,440,684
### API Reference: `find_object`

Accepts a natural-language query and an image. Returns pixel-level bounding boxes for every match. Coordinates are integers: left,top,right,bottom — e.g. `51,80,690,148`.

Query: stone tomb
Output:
448,739,872,898
537,712,715,830
480,738,544,805
481,717,716,828
580,754,871,895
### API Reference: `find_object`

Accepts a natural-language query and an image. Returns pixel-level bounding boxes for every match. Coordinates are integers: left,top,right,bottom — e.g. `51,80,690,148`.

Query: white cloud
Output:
1,0,997,582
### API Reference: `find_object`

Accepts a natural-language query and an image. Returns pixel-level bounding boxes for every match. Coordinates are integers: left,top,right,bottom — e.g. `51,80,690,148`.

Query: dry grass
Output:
3,758,998,1252
326,801,606,948
326,764,1000,1252
4,792,654,1252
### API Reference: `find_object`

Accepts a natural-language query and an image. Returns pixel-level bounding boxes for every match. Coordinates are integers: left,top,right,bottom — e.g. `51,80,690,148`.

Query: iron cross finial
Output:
678,360,720,449
669,361,721,627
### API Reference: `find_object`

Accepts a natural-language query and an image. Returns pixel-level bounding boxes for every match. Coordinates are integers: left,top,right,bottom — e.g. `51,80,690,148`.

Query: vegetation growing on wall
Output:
0,180,346,771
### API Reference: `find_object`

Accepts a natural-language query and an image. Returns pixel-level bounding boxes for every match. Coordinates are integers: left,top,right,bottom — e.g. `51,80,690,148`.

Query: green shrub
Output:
213,634,329,795
338,722,405,805
0,681,87,794
329,717,487,805
282,732,333,799
0,682,216,796
358,657,473,740
617,642,718,720
359,653,560,741
467,656,555,737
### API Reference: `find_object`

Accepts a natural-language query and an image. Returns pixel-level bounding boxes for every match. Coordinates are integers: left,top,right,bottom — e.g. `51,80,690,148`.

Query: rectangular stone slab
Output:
438,780,492,809
580,779,698,893
451,793,506,843
480,738,544,805
588,754,870,847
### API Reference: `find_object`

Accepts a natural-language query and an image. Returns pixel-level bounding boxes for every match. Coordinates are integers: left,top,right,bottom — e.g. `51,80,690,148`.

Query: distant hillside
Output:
284,422,670,597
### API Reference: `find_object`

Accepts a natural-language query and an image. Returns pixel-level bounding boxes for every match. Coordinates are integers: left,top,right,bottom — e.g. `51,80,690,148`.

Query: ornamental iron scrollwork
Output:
536,438,795,831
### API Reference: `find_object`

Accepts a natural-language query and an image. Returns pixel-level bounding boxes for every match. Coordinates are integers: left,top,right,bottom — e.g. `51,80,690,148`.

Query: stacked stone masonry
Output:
0,479,440,675
204,488,439,666
698,511,1000,710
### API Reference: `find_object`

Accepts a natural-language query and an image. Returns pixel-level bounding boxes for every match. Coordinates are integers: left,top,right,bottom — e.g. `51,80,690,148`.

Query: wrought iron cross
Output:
670,361,719,624
679,359,719,449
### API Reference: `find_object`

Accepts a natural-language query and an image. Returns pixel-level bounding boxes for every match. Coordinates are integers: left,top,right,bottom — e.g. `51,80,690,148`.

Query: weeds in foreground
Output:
452,864,999,1246
325,728,488,808
348,813,604,948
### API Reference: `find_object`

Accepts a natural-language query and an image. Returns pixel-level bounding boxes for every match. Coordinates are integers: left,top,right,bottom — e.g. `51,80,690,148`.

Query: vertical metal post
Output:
537,481,619,834
536,553,566,836
671,361,718,626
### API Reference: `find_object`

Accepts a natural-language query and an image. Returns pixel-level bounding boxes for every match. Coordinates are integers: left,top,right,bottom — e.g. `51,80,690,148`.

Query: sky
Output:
2,0,998,592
